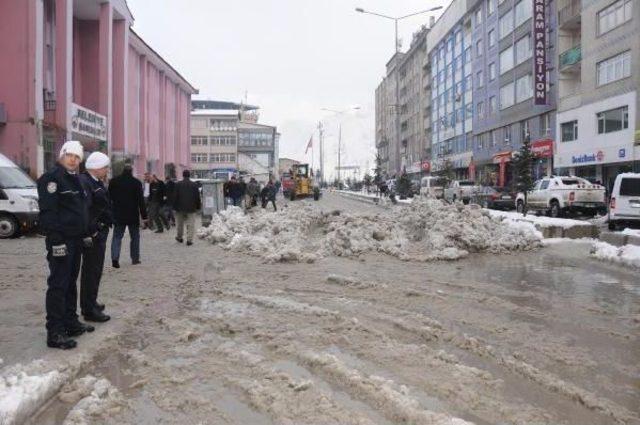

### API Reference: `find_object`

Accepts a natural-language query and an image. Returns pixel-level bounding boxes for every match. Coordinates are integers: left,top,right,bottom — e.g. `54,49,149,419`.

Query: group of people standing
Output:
37,140,201,350
223,175,280,211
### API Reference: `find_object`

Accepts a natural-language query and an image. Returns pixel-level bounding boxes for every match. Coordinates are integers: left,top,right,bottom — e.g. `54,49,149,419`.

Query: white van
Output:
0,153,39,238
608,173,640,230
420,176,445,198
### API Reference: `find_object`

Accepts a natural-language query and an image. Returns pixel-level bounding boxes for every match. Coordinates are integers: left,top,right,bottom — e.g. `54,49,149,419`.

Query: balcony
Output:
559,45,581,73
558,0,581,30
43,90,56,111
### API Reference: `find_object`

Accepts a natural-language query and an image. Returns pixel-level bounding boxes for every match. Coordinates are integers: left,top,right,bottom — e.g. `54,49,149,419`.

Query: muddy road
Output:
1,193,639,425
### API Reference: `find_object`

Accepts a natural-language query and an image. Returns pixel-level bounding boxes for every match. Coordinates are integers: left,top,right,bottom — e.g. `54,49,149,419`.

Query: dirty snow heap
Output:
197,199,542,263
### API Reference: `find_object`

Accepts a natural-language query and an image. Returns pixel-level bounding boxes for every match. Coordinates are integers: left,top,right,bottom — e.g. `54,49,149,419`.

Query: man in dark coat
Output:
163,176,176,227
79,152,112,323
228,176,243,207
37,141,94,349
148,174,168,233
261,179,277,211
173,169,201,246
108,163,147,268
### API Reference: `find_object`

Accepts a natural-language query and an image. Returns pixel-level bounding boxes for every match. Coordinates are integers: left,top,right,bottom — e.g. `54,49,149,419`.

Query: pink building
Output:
0,0,198,178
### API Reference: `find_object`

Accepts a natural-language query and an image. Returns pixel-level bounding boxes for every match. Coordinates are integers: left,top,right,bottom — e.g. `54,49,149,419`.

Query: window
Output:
476,39,483,56
499,10,513,39
488,0,496,15
465,103,473,119
515,74,533,103
455,31,462,44
540,113,551,136
477,101,485,117
190,136,208,146
597,51,631,86
489,96,497,114
597,106,629,134
488,62,496,80
490,130,497,146
500,46,514,74
209,153,237,163
619,177,640,196
504,126,512,144
488,29,496,48
540,180,550,190
191,153,208,163
561,120,578,142
210,120,237,131
464,74,473,91
500,82,515,109
464,47,472,64
477,70,484,87
598,0,632,36
520,120,530,141
477,133,485,149
476,8,483,25
515,0,532,28
515,35,532,65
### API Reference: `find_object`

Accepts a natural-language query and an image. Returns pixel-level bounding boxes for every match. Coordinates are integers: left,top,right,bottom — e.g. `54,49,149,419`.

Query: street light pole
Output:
321,106,360,187
356,5,442,176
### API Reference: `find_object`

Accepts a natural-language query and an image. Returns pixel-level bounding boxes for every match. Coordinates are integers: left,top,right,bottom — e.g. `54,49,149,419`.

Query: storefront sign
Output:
421,160,431,172
492,151,512,164
531,139,553,158
571,150,605,164
533,0,547,105
406,162,421,174
71,103,107,141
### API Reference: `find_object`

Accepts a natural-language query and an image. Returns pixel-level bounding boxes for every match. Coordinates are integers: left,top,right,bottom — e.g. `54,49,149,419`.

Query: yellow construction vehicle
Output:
289,163,320,201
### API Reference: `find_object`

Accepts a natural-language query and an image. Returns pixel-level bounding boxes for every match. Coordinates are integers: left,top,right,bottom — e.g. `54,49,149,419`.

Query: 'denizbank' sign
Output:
572,150,604,164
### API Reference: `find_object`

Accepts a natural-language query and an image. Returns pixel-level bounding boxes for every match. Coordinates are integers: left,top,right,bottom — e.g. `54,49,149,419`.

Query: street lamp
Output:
321,107,361,187
356,5,442,177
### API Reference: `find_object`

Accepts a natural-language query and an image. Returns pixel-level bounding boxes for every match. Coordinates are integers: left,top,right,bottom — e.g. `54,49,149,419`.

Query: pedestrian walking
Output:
79,152,112,323
239,176,247,208
108,162,147,268
173,169,201,246
148,174,168,233
261,179,278,211
163,176,177,227
246,177,260,209
228,176,243,207
37,141,94,349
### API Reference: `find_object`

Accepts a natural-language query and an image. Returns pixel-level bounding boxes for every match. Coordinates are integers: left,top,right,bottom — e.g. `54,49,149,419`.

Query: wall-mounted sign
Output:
533,0,547,106
532,139,553,158
71,103,107,141
571,150,605,164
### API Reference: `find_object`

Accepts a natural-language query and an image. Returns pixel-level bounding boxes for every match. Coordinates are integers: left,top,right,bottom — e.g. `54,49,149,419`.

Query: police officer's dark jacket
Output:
79,172,113,234
37,163,89,244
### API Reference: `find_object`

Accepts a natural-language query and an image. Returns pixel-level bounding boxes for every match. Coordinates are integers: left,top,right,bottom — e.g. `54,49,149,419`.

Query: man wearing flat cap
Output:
37,141,95,350
79,152,113,324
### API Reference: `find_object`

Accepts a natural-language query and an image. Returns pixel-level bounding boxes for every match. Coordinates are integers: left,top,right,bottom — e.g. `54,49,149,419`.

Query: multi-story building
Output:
428,2,475,180
0,0,198,178
237,121,279,182
555,0,639,187
471,0,557,186
190,109,239,180
375,53,404,176
399,27,431,177
189,100,279,182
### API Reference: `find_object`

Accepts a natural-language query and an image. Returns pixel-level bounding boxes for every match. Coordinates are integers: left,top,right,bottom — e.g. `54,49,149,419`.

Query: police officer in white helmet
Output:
79,152,113,323
37,141,95,349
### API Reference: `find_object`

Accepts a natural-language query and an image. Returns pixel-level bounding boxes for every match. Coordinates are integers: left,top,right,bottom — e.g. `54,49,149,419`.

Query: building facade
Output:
428,8,475,180
555,0,639,188
189,100,279,182
0,0,197,178
375,53,404,176
471,0,557,186
190,109,239,180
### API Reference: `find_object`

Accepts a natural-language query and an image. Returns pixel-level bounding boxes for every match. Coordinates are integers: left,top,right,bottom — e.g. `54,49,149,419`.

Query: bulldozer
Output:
289,163,320,201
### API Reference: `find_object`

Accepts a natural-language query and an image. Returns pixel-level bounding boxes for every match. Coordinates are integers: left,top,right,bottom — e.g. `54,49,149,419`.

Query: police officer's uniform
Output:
38,161,94,349
79,170,113,321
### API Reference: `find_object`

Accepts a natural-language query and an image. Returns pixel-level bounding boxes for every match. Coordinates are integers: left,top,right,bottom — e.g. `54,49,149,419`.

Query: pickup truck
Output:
515,176,606,217
444,180,479,204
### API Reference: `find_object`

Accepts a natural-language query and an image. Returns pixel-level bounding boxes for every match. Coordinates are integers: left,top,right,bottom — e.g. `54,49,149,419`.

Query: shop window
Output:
561,120,578,142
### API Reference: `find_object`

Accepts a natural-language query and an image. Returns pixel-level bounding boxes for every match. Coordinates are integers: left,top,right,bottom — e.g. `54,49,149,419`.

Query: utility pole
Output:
318,121,324,185
338,123,342,186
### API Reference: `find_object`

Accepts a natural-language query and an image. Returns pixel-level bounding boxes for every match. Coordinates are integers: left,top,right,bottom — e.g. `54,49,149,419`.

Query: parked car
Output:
515,176,606,218
0,153,39,238
608,173,640,230
474,186,516,210
444,180,480,204
420,176,445,199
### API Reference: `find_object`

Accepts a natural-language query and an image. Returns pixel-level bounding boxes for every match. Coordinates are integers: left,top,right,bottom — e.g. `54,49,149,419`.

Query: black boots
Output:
47,333,77,350
112,260,120,268
84,311,111,323
65,321,95,337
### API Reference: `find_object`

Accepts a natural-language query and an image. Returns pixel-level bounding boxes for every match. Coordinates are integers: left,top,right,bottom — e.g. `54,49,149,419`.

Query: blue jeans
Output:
111,224,140,263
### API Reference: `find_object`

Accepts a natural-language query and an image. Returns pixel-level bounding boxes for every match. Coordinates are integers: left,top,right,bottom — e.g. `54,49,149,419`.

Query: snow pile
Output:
197,199,541,263
60,375,124,425
486,209,592,229
0,360,66,425
621,228,640,237
591,241,640,269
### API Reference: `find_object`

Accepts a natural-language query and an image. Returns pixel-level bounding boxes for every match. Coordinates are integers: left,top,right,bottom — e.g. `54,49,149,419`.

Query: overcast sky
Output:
127,0,450,179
